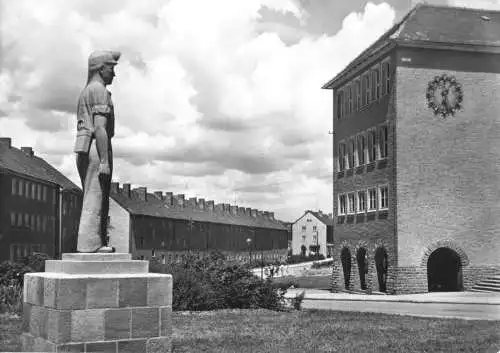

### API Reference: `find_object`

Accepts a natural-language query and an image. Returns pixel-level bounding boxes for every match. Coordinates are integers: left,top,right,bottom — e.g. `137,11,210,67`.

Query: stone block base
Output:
22,253,172,353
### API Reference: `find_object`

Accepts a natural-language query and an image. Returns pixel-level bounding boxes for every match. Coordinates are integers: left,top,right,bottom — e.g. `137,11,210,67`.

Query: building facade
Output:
108,183,289,263
323,4,500,294
0,138,82,262
292,210,333,257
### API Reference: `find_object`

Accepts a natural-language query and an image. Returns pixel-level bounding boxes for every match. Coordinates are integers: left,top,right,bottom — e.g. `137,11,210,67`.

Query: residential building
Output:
0,138,82,262
108,183,289,263
323,4,500,294
291,210,333,258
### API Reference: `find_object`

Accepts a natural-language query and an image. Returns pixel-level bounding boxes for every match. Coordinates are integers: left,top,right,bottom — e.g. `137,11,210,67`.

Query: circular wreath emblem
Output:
426,74,464,119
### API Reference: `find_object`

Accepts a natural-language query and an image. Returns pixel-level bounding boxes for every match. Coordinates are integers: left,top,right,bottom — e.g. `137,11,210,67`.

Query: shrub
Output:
150,250,286,311
0,284,23,314
0,261,33,287
311,259,333,269
21,253,51,272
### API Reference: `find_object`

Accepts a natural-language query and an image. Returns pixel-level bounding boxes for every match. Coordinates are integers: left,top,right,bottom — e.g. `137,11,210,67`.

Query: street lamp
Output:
246,237,252,266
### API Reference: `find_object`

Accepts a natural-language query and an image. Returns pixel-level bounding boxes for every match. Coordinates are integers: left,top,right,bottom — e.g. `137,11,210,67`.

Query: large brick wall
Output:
396,61,500,269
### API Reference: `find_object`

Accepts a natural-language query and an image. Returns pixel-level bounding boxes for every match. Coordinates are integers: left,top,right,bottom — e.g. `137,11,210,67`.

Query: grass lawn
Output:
2,310,499,352
273,275,331,289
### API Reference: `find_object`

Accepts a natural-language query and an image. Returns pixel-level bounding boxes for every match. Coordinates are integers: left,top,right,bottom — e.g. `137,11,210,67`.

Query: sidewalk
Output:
284,288,500,305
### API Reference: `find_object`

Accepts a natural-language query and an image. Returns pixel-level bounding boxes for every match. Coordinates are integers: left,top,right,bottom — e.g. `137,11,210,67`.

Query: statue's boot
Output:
96,245,116,253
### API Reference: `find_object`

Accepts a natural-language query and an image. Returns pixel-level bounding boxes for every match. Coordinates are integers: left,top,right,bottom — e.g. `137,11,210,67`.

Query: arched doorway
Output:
356,248,368,290
340,247,351,289
427,247,463,292
375,247,388,292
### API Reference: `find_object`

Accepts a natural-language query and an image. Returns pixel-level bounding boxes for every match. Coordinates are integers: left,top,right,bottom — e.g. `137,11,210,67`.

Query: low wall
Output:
251,259,333,279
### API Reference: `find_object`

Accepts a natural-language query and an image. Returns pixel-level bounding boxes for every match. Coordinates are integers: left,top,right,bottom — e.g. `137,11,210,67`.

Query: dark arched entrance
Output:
340,247,351,289
375,247,388,292
427,247,463,292
356,248,368,290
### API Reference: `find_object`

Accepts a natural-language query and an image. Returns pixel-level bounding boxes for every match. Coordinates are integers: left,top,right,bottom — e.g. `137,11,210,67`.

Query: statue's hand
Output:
98,162,111,176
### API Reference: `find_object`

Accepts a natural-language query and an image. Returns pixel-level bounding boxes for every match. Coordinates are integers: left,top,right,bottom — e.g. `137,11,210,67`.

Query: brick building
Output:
107,182,289,263
0,138,82,262
292,210,333,257
323,4,500,294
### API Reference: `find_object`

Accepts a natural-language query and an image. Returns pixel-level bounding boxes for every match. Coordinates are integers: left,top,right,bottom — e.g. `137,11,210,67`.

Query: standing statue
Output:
73,50,121,253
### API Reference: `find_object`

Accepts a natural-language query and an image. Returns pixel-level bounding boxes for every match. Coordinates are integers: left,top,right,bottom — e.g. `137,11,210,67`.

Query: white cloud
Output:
0,0,396,221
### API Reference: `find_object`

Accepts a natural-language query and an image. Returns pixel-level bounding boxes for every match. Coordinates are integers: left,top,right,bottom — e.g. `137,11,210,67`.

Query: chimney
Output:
0,137,12,148
269,212,275,220
263,211,270,219
230,205,238,215
215,203,224,213
164,192,173,206
238,206,245,215
198,198,205,210
175,194,185,208
21,147,34,157
206,200,215,211
123,183,131,198
136,187,147,201
153,191,163,200
245,207,252,215
224,203,231,213
110,182,119,194
251,209,258,218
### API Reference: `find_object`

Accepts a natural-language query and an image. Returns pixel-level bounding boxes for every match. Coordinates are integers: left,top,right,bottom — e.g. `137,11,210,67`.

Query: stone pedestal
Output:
21,253,172,353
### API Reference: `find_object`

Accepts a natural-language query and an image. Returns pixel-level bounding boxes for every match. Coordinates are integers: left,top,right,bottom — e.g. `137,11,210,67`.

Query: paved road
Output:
285,290,500,320
300,299,500,320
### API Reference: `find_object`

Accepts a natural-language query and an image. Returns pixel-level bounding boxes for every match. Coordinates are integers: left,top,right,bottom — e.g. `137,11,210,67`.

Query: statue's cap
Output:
88,50,121,71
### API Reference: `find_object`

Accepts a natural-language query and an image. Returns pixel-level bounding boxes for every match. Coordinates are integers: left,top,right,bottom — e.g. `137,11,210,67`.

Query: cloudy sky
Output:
1,0,499,222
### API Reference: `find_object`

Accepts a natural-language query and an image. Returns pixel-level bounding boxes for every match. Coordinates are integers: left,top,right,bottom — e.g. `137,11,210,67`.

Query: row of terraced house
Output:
0,137,290,263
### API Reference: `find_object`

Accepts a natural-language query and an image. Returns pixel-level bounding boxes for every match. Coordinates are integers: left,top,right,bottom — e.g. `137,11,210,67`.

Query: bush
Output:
150,251,286,311
0,284,23,314
0,261,33,287
291,291,305,310
21,253,51,272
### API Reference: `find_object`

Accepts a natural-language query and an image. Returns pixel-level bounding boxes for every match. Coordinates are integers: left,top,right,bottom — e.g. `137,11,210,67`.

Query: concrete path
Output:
284,289,500,321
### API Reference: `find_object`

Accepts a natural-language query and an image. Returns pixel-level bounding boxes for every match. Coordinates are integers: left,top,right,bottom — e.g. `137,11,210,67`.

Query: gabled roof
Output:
293,210,333,226
322,4,500,89
0,138,80,191
111,190,287,231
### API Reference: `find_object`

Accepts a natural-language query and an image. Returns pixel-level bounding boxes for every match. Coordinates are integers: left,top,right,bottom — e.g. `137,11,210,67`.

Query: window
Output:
17,213,22,227
336,91,344,119
338,143,346,171
355,80,361,111
379,185,389,210
11,178,16,195
361,74,368,106
368,188,377,211
372,66,381,100
36,215,41,232
357,191,367,213
348,138,355,169
37,185,42,200
367,130,377,163
365,73,371,105
357,134,365,166
382,60,391,95
30,214,35,231
348,193,356,214
313,225,317,231
347,85,353,114
24,213,29,226
31,183,36,199
301,225,306,231
42,216,47,233
18,180,23,196
379,125,388,159
338,194,347,215
43,186,47,202
10,212,16,226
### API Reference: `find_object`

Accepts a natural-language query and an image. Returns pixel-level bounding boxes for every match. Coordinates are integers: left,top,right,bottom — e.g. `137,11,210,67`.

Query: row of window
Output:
338,185,389,215
338,124,388,172
300,225,318,232
336,58,392,119
10,212,55,233
10,243,47,262
11,177,53,203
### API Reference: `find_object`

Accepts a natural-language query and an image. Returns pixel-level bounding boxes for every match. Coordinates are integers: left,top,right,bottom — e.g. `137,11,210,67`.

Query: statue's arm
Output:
94,114,110,175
